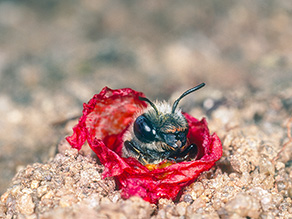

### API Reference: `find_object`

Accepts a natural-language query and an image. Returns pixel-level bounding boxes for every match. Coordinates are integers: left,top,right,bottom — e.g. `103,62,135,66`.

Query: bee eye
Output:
134,114,156,143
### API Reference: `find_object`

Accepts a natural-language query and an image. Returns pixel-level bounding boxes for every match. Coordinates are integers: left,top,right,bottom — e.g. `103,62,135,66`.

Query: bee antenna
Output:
139,96,159,115
172,83,205,113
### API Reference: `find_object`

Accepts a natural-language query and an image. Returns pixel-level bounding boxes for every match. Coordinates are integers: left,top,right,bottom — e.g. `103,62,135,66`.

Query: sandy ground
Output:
0,1,292,218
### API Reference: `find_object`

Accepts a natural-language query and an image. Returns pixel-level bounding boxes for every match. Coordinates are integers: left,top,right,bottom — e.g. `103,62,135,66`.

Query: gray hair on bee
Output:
123,83,205,165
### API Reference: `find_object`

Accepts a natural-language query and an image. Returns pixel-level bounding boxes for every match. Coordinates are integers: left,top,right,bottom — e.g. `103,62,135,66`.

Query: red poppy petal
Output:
66,87,147,151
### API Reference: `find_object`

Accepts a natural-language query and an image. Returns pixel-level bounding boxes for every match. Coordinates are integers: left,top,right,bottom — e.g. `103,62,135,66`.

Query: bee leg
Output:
184,144,198,159
124,140,148,165
168,144,198,162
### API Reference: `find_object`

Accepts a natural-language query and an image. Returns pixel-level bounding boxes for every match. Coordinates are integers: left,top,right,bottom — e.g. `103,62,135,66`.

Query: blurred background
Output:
0,0,291,194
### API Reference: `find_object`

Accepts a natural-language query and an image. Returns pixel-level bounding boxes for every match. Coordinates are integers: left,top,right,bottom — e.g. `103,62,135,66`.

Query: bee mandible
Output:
122,83,205,165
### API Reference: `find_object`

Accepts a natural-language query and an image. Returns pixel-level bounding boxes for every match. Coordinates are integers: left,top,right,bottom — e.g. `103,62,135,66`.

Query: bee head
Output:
134,83,205,151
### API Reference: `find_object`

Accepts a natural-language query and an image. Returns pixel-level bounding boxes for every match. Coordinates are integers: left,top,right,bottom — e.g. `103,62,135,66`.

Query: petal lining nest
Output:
66,87,222,204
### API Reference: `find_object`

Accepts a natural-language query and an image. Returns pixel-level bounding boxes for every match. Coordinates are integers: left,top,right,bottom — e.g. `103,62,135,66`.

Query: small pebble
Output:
37,185,49,198
275,162,285,171
1,191,9,203
30,180,39,189
17,194,35,215
183,194,194,203
223,193,261,218
176,201,188,216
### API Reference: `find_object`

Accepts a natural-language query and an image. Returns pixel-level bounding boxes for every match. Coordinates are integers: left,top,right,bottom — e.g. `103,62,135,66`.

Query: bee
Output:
122,83,205,165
